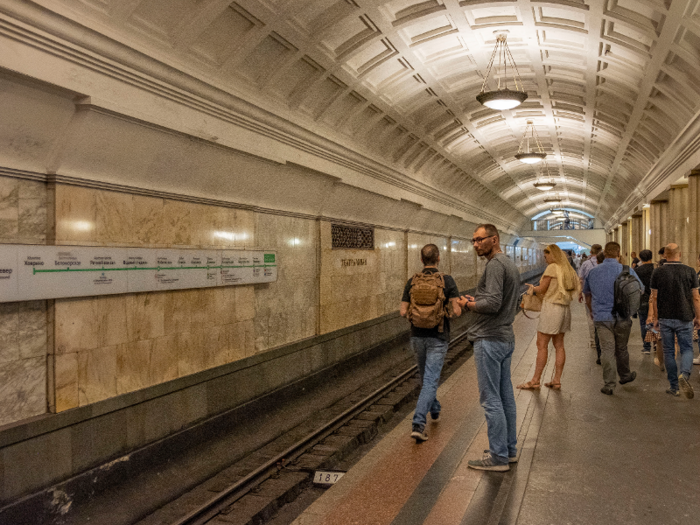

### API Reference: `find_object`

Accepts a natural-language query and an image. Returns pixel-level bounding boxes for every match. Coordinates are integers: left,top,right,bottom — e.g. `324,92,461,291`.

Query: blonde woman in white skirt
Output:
517,245,580,390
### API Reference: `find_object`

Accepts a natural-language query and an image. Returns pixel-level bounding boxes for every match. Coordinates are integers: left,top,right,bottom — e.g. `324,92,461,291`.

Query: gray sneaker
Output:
484,450,517,463
468,452,509,472
411,424,428,443
679,375,694,399
666,388,680,397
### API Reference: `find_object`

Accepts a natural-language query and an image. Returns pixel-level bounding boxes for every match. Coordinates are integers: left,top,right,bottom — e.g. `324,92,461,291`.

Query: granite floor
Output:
290,302,700,525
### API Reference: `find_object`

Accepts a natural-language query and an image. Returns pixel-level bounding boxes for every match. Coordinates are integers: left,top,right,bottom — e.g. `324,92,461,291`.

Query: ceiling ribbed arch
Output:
21,0,700,229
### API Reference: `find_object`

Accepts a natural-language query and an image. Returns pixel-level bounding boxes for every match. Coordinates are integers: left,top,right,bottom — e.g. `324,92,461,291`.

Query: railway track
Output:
164,330,473,525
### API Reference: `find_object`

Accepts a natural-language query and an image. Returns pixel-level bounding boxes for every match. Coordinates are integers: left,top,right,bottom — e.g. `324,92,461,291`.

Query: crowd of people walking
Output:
523,240,700,398
400,233,699,472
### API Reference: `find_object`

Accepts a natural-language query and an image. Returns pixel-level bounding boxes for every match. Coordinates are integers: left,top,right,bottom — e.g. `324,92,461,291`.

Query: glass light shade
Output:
515,152,546,164
533,182,556,191
476,89,528,110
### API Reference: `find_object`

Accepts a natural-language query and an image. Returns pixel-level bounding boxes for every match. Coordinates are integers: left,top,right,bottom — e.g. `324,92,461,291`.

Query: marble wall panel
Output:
149,334,178,385
375,229,405,316
95,189,134,245
0,178,20,240
55,185,98,244
319,221,378,333
0,301,48,426
0,357,46,426
54,352,78,413
55,298,100,355
0,175,49,426
451,239,477,292
254,213,317,350
132,195,165,245
0,303,20,364
116,339,152,395
78,346,117,406
0,177,47,245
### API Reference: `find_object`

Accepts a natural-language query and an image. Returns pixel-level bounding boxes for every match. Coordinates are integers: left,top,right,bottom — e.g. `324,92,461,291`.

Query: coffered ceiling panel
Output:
16,0,700,230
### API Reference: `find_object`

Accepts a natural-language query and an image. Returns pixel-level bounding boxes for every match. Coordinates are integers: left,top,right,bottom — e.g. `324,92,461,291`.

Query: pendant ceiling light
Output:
476,33,528,110
534,181,556,191
515,120,546,164
543,195,562,203
532,158,556,192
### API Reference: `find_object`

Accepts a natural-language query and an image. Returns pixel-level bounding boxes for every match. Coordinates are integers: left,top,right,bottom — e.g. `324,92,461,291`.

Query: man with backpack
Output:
584,242,642,395
400,244,461,442
646,243,700,399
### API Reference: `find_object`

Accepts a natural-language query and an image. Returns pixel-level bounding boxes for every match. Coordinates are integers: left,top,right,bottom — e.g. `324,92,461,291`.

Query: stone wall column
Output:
650,199,669,262
669,184,689,265
643,208,651,251
621,222,629,263
688,170,700,267
631,214,643,260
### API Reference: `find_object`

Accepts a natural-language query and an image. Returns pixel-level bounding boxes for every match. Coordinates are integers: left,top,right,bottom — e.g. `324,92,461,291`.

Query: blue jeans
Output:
659,319,694,390
411,337,448,428
638,305,651,351
473,339,517,464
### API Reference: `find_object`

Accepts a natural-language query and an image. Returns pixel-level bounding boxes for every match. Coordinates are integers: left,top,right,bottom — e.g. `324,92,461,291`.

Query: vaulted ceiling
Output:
15,0,700,230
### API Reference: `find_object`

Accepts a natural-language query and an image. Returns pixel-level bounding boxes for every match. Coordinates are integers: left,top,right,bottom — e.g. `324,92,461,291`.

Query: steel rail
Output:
171,330,472,525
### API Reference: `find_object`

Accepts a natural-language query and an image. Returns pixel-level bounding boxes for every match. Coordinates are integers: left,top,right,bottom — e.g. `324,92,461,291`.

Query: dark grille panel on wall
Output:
331,224,374,250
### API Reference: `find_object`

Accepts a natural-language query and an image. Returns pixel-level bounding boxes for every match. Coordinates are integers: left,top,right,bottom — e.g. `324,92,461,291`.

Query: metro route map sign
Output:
0,245,277,302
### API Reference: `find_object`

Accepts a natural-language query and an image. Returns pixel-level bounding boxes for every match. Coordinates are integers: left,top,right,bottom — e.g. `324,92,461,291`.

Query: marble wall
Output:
320,223,384,333
450,239,477,292
1,178,546,421
0,176,47,245
376,229,407,317
253,213,317,351
0,176,49,427
53,185,317,410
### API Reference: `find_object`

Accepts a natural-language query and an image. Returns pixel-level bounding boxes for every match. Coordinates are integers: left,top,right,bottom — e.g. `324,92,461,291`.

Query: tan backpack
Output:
408,272,447,332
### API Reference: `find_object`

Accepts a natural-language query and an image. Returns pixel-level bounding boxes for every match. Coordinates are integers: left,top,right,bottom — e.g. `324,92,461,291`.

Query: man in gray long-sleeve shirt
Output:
457,224,520,471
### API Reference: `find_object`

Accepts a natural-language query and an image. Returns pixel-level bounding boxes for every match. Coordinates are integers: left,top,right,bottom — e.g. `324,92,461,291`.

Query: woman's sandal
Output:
544,381,561,390
516,380,540,390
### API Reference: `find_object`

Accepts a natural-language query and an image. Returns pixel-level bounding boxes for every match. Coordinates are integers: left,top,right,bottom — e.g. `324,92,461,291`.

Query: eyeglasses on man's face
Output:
471,235,495,244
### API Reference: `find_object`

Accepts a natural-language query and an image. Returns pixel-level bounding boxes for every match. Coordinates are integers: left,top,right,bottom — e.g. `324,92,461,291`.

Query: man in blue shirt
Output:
584,242,641,395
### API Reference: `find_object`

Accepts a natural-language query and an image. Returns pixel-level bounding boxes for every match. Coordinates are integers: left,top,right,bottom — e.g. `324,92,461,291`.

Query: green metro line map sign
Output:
0,245,278,302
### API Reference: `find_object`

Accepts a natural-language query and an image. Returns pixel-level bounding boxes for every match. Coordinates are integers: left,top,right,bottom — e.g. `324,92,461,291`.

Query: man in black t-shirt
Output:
631,251,640,269
635,250,654,354
400,244,461,442
647,243,700,398
657,247,667,267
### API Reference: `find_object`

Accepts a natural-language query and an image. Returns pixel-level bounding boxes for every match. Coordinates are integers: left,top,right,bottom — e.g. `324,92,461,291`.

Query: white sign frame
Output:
0,245,277,302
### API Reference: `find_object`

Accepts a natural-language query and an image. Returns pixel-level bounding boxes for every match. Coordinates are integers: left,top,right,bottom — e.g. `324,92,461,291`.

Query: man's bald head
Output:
664,243,681,261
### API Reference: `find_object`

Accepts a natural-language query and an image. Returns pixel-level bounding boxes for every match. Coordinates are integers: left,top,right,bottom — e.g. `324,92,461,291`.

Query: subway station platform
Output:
291,303,700,525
